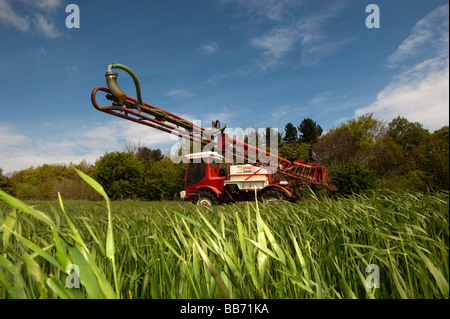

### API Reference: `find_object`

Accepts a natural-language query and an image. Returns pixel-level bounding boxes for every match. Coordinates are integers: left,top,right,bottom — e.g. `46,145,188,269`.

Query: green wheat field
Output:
0,168,448,299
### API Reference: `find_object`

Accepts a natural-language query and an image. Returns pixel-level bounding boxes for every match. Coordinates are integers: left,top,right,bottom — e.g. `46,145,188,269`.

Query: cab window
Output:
186,162,206,186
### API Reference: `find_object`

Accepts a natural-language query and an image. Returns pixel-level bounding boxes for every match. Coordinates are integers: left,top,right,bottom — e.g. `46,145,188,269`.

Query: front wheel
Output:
261,189,286,205
196,191,218,206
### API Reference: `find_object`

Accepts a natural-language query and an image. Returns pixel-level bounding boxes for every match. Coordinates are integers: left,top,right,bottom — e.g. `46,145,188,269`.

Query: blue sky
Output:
0,0,448,173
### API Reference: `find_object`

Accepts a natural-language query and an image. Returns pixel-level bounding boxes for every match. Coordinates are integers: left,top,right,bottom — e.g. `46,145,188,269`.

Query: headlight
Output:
180,191,186,199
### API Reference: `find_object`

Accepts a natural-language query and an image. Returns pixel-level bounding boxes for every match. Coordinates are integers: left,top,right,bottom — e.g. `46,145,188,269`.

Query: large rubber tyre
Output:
196,191,219,206
261,189,286,205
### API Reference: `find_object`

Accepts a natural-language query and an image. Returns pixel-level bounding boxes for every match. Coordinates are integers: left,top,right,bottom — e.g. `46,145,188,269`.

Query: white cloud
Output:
114,120,172,147
356,57,449,131
270,104,293,121
0,0,62,38
251,27,298,59
294,4,354,67
299,36,354,68
272,109,289,120
16,0,62,10
34,13,60,39
0,120,175,174
166,89,196,98
387,4,449,67
198,42,220,56
202,106,235,125
357,5,449,132
309,91,333,105
205,1,351,79
0,0,30,32
332,116,349,127
218,0,302,22
248,2,351,71
37,0,62,11
250,25,300,72
0,123,31,151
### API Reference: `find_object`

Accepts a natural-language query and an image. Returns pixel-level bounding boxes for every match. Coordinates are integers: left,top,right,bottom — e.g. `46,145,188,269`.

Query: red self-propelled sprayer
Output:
91,63,336,205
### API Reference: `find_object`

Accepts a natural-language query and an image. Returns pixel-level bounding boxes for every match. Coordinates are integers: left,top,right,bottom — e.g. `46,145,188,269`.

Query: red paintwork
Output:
184,157,225,198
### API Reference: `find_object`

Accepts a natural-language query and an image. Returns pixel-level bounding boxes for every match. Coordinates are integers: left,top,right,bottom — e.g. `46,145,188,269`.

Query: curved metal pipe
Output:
105,67,127,103
111,63,144,106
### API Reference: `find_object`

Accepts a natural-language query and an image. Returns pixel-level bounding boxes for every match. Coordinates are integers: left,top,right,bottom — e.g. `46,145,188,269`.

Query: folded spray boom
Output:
92,63,225,146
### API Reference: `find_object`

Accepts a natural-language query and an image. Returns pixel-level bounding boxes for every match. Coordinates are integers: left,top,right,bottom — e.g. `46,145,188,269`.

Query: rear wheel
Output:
196,191,218,206
261,189,286,205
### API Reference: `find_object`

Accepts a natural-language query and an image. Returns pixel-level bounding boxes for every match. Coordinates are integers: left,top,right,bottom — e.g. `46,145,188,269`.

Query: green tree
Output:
337,113,384,149
383,170,433,192
368,136,404,177
0,168,15,195
10,167,36,199
141,158,185,200
265,127,283,150
283,123,298,143
298,118,323,144
385,117,433,189
10,164,69,200
93,151,144,200
420,126,449,189
313,128,360,167
136,147,164,164
315,114,386,167
279,143,311,162
388,116,430,155
55,161,101,200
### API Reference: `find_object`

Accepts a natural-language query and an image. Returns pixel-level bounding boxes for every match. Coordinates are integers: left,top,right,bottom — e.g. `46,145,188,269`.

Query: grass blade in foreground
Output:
72,167,120,299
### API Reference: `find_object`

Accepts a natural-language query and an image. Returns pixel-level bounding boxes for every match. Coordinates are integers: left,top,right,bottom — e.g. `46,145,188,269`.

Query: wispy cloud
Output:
202,106,236,125
270,103,307,123
356,56,449,131
387,4,449,68
309,91,333,105
0,123,31,149
290,3,354,68
212,0,351,76
0,0,30,32
197,42,220,56
332,116,349,127
218,0,303,22
36,0,62,11
271,108,290,121
34,13,60,38
0,0,62,38
357,5,449,132
16,0,62,10
166,89,196,98
251,26,298,59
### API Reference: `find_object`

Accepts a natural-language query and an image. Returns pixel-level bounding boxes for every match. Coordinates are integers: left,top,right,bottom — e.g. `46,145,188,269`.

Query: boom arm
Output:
91,63,336,191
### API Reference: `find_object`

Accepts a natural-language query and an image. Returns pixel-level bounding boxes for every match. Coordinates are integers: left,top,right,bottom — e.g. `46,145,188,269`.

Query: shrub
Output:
93,151,144,200
329,161,376,195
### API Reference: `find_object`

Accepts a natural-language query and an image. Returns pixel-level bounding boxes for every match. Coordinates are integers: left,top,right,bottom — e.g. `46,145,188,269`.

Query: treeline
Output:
1,162,103,201
0,145,186,201
290,115,449,194
0,114,448,201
